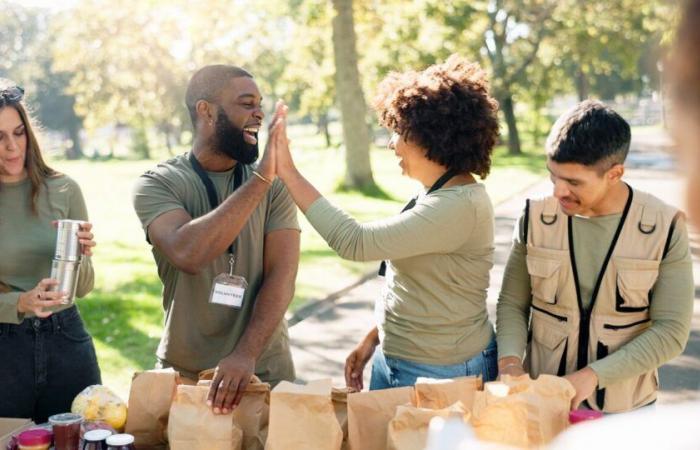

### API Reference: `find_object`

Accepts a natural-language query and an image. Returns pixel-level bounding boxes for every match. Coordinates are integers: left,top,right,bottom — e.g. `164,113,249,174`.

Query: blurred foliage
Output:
0,0,679,162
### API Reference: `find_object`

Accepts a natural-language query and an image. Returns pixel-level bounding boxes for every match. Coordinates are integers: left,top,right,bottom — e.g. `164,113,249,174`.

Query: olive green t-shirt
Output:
305,183,495,365
132,153,299,378
0,175,94,324
496,205,694,387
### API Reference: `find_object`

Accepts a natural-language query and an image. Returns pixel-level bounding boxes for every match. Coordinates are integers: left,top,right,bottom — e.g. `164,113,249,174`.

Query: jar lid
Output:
569,408,604,424
17,429,52,445
48,413,83,425
106,433,135,445
84,429,113,441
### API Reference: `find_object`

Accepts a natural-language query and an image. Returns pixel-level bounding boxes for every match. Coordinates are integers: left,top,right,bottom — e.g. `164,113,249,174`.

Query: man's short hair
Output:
546,100,631,170
185,65,253,128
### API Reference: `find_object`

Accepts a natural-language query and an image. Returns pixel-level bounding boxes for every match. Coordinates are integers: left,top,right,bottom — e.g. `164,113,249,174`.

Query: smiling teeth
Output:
244,127,259,133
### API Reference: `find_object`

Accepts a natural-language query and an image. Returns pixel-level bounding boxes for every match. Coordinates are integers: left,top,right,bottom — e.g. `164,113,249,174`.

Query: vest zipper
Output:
531,304,568,322
602,318,651,330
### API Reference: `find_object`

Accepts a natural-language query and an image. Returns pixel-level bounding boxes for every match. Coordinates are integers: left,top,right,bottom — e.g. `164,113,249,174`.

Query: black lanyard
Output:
378,168,459,276
189,152,244,255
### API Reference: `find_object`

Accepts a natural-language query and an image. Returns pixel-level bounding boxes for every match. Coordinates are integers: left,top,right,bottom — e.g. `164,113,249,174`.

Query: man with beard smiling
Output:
133,65,300,415
496,100,693,413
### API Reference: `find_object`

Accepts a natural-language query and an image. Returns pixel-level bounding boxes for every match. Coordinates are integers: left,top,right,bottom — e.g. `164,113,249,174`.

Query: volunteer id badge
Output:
209,254,248,308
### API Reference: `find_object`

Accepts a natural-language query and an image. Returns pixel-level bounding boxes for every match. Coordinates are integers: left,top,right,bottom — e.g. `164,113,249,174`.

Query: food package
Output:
387,402,470,450
346,385,414,450
71,385,127,431
471,374,575,448
265,379,342,450
412,376,482,410
168,385,242,450
124,369,181,450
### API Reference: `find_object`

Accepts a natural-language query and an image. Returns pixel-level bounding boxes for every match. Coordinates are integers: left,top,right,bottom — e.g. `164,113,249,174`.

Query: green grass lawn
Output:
48,123,546,399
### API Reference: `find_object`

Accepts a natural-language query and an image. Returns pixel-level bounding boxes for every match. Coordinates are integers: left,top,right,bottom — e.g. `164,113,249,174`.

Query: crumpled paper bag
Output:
124,368,181,450
347,385,414,450
168,385,243,450
265,379,343,450
387,402,470,450
472,374,575,448
412,376,482,410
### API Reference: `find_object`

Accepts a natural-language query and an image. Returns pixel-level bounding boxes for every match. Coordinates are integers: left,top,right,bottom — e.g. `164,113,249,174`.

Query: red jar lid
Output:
569,408,604,424
17,429,52,445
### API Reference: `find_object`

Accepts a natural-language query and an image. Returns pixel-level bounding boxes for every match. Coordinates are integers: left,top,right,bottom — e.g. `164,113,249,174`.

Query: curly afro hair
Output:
372,55,500,178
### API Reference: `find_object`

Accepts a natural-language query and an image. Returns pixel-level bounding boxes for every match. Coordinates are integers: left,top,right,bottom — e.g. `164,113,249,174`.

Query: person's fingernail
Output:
214,407,220,414
222,408,229,414
206,400,212,406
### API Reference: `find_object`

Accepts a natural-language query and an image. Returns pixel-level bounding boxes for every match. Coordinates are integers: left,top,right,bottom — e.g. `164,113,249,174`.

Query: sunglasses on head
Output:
0,85,24,106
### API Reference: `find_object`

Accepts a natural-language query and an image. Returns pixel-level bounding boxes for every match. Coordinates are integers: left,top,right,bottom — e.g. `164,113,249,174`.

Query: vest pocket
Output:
525,308,568,378
594,320,657,412
526,255,561,304
614,257,659,311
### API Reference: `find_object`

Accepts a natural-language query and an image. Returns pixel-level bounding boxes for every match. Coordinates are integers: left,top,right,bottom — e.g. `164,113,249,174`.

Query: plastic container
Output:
105,433,135,450
49,413,84,450
569,408,604,424
17,429,52,450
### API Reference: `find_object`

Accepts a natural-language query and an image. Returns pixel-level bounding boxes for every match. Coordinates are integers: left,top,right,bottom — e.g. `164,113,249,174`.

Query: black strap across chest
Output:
378,168,460,276
189,152,244,255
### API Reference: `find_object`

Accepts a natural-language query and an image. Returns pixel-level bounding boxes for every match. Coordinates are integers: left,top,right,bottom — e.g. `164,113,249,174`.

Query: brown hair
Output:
0,79,60,213
372,55,500,178
669,0,700,115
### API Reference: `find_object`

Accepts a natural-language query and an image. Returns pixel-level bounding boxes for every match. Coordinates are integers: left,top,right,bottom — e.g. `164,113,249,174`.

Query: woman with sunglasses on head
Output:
272,55,500,390
0,79,100,422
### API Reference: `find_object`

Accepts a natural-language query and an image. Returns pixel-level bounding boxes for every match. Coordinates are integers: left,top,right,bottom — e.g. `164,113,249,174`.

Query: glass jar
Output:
105,433,135,450
82,429,113,450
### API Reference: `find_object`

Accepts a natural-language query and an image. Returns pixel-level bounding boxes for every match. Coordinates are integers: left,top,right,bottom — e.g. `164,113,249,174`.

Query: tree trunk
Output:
575,68,589,101
501,94,522,155
331,0,374,189
317,112,332,148
65,123,83,160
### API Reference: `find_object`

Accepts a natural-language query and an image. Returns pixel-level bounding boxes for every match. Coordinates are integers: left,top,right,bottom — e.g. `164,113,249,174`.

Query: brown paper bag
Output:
471,374,575,448
196,374,270,450
412,376,482,410
387,402,470,450
265,379,343,450
124,368,181,450
168,385,243,450
346,386,414,450
332,387,353,450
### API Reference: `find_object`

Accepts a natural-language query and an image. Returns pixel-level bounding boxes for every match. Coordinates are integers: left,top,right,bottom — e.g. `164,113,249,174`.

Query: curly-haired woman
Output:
272,55,501,390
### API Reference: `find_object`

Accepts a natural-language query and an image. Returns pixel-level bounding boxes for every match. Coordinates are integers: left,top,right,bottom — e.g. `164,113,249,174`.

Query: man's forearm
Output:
174,177,270,267
232,269,296,360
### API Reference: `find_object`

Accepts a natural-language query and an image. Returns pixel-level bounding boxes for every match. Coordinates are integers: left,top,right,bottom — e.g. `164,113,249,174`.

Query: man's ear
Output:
196,100,215,126
606,163,625,182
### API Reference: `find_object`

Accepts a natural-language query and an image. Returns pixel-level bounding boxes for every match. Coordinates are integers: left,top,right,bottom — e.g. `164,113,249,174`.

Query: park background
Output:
1,0,680,398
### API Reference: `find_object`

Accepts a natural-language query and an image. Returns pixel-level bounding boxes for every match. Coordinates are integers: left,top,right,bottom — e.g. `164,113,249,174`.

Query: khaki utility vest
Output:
523,186,680,413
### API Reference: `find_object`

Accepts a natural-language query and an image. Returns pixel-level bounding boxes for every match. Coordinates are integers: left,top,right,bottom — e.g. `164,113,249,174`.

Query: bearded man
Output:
133,65,300,414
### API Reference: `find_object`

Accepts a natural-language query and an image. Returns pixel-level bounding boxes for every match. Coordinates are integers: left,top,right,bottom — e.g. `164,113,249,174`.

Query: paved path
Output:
289,138,700,404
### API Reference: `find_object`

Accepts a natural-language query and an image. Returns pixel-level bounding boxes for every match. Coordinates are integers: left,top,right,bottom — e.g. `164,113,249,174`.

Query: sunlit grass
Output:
48,123,547,398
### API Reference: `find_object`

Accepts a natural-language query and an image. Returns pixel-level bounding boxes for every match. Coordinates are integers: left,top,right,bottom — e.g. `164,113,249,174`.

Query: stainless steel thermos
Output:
49,220,84,304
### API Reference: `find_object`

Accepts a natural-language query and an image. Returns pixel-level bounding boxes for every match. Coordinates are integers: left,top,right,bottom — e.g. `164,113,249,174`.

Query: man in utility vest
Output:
496,100,693,412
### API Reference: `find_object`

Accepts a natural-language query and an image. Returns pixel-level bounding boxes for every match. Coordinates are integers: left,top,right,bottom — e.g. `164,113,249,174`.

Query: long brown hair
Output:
0,80,60,214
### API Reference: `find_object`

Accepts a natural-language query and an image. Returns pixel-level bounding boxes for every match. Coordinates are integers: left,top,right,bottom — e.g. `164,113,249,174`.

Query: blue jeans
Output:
0,306,101,423
369,335,498,390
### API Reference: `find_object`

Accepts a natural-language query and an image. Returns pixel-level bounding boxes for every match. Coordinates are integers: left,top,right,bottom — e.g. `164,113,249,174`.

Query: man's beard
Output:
212,109,259,164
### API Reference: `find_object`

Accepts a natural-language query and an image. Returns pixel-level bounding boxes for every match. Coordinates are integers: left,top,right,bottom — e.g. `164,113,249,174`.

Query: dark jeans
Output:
0,306,101,423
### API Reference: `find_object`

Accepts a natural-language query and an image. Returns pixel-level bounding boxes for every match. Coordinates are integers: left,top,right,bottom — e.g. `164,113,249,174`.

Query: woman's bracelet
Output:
252,170,272,185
